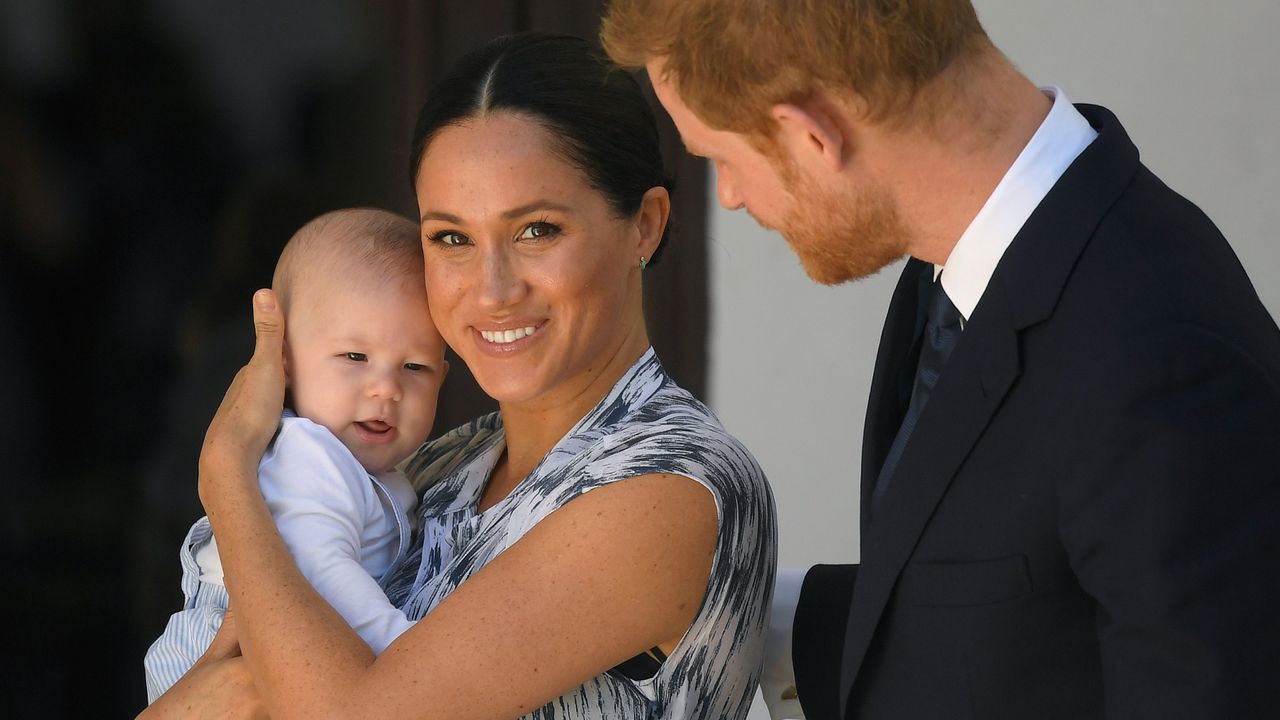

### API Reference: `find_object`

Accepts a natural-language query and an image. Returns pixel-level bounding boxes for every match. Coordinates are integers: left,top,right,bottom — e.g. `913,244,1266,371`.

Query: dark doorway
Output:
1,1,706,716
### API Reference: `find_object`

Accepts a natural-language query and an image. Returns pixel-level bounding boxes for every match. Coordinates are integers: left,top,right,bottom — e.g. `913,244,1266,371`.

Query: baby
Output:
144,208,446,702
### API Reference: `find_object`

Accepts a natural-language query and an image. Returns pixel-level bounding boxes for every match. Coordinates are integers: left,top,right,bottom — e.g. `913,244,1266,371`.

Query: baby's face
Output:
285,274,446,474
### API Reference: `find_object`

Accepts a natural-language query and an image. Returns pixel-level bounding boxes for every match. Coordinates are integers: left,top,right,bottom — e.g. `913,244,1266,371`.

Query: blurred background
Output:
2,0,1277,718
1,0,709,716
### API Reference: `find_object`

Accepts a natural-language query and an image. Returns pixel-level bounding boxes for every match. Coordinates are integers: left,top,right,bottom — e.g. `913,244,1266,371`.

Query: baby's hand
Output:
198,290,287,507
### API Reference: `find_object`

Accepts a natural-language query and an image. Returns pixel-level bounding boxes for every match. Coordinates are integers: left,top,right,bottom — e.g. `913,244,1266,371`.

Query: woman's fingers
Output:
138,619,264,720
237,289,287,437
140,656,268,720
198,609,243,666
249,289,285,373
199,290,288,486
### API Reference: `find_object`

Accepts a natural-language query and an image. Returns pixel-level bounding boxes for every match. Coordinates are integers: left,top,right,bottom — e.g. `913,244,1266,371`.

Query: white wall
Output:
722,4,1280,715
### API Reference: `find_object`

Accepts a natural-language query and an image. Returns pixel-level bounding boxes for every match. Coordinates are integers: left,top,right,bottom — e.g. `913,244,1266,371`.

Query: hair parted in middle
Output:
408,32,675,265
601,0,991,138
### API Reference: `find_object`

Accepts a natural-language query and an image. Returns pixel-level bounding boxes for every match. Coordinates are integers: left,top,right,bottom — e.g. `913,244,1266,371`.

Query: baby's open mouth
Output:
357,420,392,434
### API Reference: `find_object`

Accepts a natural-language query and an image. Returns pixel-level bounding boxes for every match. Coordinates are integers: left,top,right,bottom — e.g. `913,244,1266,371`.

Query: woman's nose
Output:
476,246,526,309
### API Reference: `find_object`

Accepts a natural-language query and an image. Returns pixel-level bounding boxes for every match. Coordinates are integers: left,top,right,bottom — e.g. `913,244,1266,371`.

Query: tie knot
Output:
927,279,963,330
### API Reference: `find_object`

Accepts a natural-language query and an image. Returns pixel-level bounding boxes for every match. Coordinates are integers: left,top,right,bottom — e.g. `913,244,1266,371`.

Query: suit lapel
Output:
860,259,933,533
841,286,1021,706
838,104,1143,716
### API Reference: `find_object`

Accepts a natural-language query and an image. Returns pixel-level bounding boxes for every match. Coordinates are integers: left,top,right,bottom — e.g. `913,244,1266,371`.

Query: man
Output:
602,1,1280,718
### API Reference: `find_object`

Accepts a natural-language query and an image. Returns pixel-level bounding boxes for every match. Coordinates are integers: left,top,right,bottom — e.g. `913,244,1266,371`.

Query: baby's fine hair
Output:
272,207,423,308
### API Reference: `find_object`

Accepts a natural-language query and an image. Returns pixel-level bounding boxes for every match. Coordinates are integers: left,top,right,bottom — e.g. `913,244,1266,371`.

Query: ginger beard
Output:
771,157,909,286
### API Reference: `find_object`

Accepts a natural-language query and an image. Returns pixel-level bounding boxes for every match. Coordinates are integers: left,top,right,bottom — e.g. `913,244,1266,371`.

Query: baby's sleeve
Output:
260,420,415,653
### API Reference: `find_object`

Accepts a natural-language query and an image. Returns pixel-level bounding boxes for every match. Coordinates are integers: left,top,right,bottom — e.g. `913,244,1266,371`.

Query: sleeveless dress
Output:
382,348,777,719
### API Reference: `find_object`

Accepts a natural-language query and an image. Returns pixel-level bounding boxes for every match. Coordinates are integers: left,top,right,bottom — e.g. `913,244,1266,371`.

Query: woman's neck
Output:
483,329,651,506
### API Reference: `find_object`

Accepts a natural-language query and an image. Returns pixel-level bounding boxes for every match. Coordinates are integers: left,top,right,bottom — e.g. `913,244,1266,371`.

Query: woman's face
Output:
415,113,662,408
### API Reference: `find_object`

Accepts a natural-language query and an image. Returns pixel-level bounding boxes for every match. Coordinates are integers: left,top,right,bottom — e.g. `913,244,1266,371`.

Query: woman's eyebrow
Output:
501,200,574,219
420,210,461,224
421,201,574,225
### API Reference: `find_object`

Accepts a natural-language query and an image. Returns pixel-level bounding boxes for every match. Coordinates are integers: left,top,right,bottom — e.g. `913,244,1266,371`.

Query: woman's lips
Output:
353,420,397,444
472,320,546,355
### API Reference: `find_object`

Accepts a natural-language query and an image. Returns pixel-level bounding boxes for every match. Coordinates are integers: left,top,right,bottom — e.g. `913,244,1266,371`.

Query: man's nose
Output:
714,165,744,210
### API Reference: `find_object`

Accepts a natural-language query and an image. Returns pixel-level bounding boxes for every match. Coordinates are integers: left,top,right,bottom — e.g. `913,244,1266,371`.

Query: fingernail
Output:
254,289,275,311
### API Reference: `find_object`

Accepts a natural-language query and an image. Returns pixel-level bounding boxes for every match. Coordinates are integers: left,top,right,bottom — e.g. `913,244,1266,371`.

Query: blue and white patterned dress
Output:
383,348,776,719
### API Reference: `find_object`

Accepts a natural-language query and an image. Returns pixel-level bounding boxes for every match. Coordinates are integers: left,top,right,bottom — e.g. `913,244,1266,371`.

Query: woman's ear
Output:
634,185,671,262
770,97,849,173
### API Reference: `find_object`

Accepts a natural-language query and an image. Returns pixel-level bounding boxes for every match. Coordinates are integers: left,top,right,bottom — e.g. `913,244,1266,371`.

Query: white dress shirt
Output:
761,87,1097,720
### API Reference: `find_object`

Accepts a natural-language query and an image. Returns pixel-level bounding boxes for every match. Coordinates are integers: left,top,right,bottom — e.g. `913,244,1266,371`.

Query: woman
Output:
144,33,775,719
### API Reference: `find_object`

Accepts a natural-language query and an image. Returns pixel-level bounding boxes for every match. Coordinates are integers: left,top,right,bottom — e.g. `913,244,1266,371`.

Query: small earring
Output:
639,256,648,271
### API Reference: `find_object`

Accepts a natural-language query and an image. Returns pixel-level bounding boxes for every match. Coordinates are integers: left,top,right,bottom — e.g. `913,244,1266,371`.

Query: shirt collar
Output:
935,86,1098,321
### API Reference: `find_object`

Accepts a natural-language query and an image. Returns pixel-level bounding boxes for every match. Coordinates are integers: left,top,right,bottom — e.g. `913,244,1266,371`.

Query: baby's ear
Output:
440,358,450,382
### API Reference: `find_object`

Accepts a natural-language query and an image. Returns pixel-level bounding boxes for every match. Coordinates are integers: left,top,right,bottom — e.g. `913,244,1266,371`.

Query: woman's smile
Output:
474,319,547,351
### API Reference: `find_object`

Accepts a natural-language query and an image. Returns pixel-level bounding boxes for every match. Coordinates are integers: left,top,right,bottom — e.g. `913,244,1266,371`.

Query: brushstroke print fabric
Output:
383,348,777,719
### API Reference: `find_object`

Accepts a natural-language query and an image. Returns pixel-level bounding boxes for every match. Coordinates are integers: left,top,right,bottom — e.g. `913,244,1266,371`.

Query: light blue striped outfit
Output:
384,348,777,719
143,413,418,702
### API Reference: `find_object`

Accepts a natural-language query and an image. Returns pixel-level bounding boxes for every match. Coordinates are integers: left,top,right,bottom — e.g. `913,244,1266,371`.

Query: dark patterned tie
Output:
871,276,964,514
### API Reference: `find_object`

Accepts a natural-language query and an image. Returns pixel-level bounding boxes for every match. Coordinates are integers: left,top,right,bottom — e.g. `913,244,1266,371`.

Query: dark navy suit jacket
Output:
793,105,1280,719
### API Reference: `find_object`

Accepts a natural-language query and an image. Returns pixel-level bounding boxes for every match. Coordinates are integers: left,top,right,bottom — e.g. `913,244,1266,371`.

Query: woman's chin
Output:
470,371,551,407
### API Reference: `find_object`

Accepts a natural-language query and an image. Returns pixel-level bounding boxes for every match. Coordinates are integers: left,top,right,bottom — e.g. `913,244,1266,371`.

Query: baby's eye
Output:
404,362,428,372
430,230,470,247
518,221,560,241
344,352,368,362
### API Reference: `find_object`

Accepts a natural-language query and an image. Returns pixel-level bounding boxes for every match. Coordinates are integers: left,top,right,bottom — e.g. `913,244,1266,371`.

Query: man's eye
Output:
344,352,367,362
519,221,560,241
430,231,469,246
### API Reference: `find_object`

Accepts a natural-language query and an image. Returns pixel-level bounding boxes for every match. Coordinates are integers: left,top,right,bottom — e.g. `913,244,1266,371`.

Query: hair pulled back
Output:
409,32,673,264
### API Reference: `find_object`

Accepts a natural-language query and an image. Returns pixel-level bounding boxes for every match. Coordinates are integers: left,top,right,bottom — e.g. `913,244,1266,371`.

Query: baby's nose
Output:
368,372,403,401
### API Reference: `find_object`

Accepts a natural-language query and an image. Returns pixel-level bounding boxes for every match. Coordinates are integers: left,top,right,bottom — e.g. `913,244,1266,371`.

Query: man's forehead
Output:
643,59,702,141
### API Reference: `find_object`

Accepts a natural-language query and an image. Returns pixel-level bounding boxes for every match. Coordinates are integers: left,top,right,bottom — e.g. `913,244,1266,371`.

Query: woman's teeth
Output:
480,326,538,344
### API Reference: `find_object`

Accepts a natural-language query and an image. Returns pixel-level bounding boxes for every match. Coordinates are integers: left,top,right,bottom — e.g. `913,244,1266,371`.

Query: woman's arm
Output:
139,610,268,719
196,290,719,719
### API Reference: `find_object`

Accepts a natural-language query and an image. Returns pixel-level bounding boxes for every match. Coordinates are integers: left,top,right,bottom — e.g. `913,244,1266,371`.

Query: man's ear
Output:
770,98,849,172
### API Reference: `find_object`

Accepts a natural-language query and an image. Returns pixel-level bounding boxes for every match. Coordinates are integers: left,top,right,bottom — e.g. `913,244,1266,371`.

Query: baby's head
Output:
273,208,447,474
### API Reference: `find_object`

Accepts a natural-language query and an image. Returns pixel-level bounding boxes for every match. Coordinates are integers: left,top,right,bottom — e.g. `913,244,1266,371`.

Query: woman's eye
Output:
344,352,368,362
430,231,469,247
519,221,560,241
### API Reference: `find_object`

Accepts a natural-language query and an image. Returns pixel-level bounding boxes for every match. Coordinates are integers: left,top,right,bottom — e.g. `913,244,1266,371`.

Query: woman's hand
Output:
199,290,287,509
137,610,268,719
